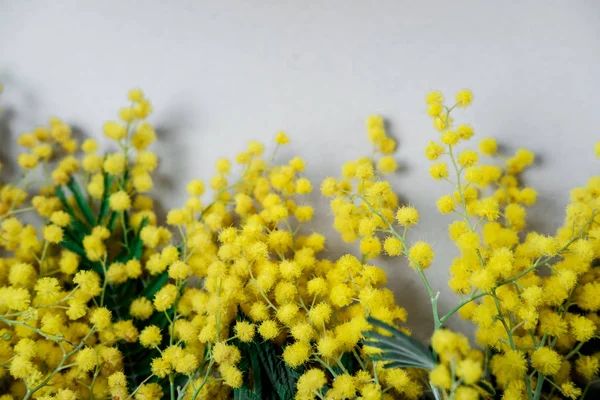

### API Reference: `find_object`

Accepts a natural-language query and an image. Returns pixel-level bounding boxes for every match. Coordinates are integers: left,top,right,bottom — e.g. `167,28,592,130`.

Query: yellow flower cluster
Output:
328,89,600,399
0,89,163,400
422,91,600,400
0,88,425,400
429,329,483,399
144,121,423,399
0,84,599,400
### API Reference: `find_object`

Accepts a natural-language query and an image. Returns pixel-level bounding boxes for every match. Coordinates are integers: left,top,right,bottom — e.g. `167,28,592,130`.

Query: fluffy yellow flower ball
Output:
18,153,38,169
109,190,131,211
275,131,290,145
283,341,312,368
408,241,435,269
103,121,127,141
296,369,326,397
186,179,205,196
258,320,279,340
139,325,162,348
479,138,497,156
530,347,563,380
436,195,455,214
43,224,64,243
455,89,473,108
429,162,449,180
234,321,255,343
75,347,97,372
395,206,419,227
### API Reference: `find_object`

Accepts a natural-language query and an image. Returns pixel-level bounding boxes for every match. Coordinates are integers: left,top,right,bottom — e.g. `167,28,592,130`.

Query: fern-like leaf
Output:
363,316,435,371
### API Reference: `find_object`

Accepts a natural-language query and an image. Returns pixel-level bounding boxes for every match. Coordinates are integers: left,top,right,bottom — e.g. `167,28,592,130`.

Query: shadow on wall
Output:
150,100,202,221
0,107,17,181
0,71,44,180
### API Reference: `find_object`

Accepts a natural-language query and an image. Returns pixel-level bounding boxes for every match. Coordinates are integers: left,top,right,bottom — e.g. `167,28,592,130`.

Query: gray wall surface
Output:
1,0,599,340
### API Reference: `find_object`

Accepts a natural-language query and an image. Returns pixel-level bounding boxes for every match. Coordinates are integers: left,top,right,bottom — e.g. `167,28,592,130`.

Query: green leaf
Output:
62,227,80,243
147,306,173,330
431,383,443,400
275,383,295,400
96,173,114,224
64,222,88,241
141,273,169,300
66,178,95,226
365,331,429,360
55,185,75,214
333,352,359,376
249,346,262,396
234,387,262,400
254,340,301,400
476,380,496,396
59,239,103,276
130,218,149,260
74,217,92,234
56,187,89,236
60,238,85,257
232,326,301,400
340,352,358,375
138,273,171,329
112,216,147,264
107,211,119,231
370,359,429,369
363,316,435,371
234,341,264,399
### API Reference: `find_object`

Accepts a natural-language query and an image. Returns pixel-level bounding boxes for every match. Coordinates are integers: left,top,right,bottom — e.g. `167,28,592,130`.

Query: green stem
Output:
533,372,545,400
439,292,487,324
126,374,153,399
313,356,337,378
490,289,515,350
100,260,108,306
6,171,30,214
525,377,535,400
2,206,35,218
581,379,600,399
564,341,584,360
190,358,215,400
352,348,366,371
170,374,176,400
38,240,49,273
88,356,101,399
372,362,382,396
415,266,441,330
23,327,97,400
270,144,281,162
447,145,473,230
334,357,349,374
361,196,442,329
121,211,129,249
0,316,64,342
248,265,278,312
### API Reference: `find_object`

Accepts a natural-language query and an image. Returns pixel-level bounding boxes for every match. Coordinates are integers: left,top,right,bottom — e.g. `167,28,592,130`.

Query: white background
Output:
1,0,599,340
